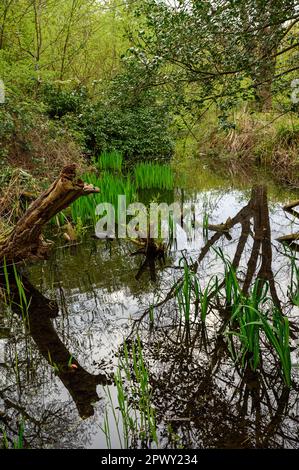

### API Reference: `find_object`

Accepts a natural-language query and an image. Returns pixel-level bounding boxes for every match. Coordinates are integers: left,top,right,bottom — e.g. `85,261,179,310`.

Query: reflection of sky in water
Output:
1,187,299,448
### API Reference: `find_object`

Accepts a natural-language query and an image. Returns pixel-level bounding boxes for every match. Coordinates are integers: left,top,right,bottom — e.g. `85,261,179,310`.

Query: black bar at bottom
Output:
0,449,298,468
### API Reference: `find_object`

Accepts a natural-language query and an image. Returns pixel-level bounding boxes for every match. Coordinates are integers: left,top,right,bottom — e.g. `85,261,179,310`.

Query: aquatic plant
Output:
258,308,291,387
1,421,25,449
288,252,299,306
202,212,209,243
226,280,267,371
101,337,158,449
173,249,293,386
2,259,29,325
176,260,219,324
198,275,219,323
176,261,193,323
71,172,136,226
149,305,155,327
220,261,292,386
134,163,174,190
96,151,123,173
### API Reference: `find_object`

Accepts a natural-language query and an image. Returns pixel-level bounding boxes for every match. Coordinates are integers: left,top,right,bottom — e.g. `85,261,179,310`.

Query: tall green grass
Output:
134,163,174,190
2,259,29,325
288,252,299,306
212,249,292,386
71,172,136,226
173,251,293,386
1,421,25,449
1,260,32,389
101,337,158,449
175,259,219,324
96,151,123,172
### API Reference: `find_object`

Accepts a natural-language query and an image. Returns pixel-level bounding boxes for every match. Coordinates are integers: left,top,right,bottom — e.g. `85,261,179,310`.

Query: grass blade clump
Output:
71,172,136,226
96,151,123,172
134,163,174,190
101,337,158,449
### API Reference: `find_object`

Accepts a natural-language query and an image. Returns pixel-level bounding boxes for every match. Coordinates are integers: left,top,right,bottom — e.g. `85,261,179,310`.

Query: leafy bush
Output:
40,83,87,119
69,101,174,160
40,62,174,161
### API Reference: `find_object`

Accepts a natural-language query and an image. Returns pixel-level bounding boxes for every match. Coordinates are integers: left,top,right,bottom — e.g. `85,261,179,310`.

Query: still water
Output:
1,167,299,448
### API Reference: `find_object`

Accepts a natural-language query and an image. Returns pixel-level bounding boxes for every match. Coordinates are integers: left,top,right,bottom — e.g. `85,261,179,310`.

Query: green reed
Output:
226,280,268,371
2,259,29,325
175,258,219,324
214,248,293,386
288,252,299,306
202,212,209,243
172,248,293,386
101,337,158,449
176,260,219,324
1,421,24,449
149,305,155,327
1,259,32,379
198,275,219,323
96,150,123,172
71,172,136,226
259,308,291,386
176,261,193,323
134,163,174,190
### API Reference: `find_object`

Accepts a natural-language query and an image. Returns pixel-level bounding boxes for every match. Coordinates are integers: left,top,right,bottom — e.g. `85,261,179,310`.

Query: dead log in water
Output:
0,164,99,263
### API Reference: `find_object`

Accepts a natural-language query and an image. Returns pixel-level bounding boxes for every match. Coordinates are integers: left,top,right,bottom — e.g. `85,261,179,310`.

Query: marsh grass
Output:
173,251,293,386
176,261,193,323
134,163,174,190
101,337,158,449
288,252,299,306
71,172,136,226
1,421,24,449
1,260,33,387
193,109,299,186
2,259,30,327
202,212,209,243
176,259,219,324
96,151,123,172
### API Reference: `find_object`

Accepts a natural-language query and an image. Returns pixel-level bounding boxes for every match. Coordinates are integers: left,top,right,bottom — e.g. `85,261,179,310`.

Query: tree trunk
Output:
253,58,276,112
0,164,99,262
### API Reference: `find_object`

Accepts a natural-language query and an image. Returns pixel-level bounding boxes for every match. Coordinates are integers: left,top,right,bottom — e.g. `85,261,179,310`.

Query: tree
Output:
128,0,299,113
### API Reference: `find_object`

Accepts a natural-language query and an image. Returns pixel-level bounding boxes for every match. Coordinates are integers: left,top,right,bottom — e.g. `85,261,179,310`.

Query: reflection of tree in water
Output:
0,185,298,448
132,186,299,448
0,272,110,448
148,326,299,448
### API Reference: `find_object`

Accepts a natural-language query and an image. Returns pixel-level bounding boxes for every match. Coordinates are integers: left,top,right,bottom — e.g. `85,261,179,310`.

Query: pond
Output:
0,162,299,449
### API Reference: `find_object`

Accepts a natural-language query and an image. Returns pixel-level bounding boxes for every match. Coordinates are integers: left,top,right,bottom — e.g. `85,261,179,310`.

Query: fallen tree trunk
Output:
0,164,99,263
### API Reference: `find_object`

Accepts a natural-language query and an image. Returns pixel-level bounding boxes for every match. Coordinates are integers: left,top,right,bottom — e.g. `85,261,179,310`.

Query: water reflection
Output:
0,272,111,421
0,184,298,448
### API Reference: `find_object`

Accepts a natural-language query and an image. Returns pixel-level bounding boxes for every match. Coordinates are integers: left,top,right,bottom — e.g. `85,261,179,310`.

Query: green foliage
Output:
0,90,43,159
70,172,136,225
63,98,174,160
96,151,123,172
40,83,87,119
132,0,298,115
134,162,174,190
101,338,158,449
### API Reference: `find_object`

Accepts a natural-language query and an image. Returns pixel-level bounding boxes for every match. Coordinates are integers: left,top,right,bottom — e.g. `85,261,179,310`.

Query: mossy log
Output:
0,164,99,263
